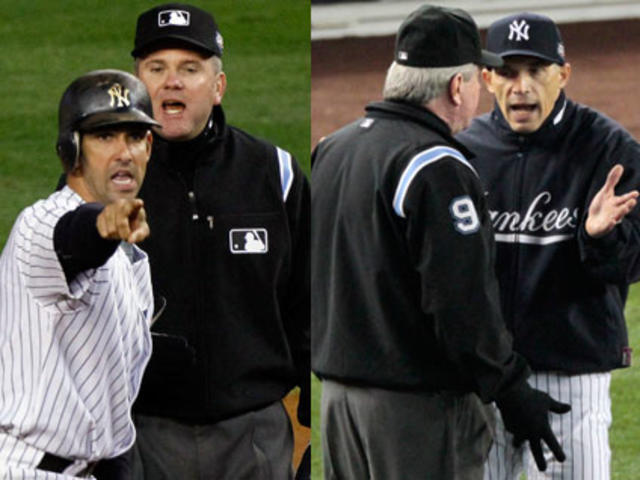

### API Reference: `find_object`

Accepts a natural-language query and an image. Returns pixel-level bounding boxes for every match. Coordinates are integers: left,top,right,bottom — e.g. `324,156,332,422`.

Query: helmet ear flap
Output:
56,131,80,172
71,131,80,170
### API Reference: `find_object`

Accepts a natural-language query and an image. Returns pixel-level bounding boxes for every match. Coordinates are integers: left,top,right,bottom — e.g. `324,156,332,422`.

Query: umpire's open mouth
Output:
162,101,185,115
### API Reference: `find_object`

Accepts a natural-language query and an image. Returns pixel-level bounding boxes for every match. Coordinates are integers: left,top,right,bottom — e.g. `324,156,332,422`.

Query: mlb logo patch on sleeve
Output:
229,229,268,254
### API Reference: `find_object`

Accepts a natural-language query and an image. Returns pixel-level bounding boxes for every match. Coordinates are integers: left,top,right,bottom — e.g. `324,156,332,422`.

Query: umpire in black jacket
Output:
125,4,309,480
312,5,569,479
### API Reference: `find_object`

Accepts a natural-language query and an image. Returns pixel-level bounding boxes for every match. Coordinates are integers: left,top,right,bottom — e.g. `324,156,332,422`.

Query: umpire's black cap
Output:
395,5,503,68
132,3,223,58
486,13,565,65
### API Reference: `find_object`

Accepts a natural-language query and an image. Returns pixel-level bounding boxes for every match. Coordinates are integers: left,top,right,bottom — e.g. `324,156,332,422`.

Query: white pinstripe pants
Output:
484,372,612,480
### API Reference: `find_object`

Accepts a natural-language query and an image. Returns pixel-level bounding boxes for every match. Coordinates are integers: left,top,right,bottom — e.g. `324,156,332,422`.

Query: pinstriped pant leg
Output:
483,403,525,480
526,372,611,480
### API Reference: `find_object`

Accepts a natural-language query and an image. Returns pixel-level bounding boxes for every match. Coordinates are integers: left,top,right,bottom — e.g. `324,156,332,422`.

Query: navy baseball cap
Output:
132,3,224,58
395,5,503,68
487,13,565,65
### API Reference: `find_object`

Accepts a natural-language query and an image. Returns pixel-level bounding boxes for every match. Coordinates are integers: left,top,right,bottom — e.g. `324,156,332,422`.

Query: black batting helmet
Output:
56,69,159,172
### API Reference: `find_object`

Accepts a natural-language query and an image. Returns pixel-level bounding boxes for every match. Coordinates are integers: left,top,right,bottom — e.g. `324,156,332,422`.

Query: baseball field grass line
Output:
311,373,324,478
611,288,640,479
311,283,640,479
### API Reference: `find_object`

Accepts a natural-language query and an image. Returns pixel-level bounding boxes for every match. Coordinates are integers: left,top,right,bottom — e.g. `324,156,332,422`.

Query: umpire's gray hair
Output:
383,61,477,106
134,55,223,75
210,56,223,75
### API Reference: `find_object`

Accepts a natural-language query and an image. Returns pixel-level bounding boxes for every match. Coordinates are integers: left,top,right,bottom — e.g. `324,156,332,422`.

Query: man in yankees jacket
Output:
313,6,570,479
457,12,640,480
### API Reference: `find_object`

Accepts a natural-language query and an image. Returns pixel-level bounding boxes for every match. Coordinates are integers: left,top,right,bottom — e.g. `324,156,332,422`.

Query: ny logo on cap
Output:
158,10,190,27
108,83,130,108
508,19,530,42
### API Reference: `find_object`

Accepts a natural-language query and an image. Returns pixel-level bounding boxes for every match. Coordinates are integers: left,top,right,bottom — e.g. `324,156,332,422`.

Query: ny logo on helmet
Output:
508,19,530,42
108,83,131,108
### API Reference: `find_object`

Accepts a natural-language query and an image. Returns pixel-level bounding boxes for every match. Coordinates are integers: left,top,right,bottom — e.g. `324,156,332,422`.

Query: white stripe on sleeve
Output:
392,146,478,218
276,147,294,202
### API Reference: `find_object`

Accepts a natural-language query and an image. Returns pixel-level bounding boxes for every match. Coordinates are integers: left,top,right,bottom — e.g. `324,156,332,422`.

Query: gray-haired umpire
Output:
312,5,570,479
121,3,309,480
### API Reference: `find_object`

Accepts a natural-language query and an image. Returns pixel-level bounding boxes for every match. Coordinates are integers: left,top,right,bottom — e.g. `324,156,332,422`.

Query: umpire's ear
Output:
448,72,464,106
482,67,497,94
213,71,227,106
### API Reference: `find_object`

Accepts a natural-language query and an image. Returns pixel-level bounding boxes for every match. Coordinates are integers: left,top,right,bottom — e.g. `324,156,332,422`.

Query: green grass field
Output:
0,0,310,246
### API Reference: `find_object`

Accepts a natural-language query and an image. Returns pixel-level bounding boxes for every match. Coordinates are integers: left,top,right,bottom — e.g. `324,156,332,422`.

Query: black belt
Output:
37,452,97,476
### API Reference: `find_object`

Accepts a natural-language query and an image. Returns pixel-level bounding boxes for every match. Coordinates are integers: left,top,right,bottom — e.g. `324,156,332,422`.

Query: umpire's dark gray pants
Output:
321,380,494,480
131,401,294,480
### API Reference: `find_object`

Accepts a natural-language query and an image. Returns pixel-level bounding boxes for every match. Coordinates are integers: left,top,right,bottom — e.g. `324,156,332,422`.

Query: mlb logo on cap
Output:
132,3,223,58
158,9,190,27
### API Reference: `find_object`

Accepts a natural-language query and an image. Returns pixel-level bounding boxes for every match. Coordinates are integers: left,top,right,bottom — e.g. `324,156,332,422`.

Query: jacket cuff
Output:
580,222,619,250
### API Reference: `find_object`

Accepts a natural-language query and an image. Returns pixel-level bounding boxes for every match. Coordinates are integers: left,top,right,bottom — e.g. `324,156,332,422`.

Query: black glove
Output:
496,381,571,471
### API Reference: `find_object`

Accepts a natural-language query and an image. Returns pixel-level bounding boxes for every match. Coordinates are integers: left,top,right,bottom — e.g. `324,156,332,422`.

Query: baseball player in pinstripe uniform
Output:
0,69,159,479
457,13,640,480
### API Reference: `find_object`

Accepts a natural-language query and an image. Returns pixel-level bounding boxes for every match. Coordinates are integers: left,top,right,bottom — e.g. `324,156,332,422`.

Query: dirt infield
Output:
284,390,309,470
312,18,640,147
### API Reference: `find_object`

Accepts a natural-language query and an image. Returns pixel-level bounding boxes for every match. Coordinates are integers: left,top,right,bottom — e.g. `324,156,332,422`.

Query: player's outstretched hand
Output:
586,164,639,238
96,198,150,243
496,381,571,472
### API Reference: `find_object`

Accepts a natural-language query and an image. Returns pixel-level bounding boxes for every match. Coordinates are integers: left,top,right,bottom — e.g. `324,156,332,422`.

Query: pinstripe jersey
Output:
0,186,153,477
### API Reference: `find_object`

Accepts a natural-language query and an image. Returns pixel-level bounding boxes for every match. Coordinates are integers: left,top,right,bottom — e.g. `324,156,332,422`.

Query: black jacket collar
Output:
366,100,475,158
153,105,227,168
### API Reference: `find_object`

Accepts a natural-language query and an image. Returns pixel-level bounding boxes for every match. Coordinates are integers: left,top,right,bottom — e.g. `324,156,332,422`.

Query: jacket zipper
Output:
508,140,526,330
177,175,205,411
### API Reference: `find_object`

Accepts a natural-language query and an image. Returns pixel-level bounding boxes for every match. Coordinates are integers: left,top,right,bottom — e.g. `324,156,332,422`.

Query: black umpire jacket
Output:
457,92,640,374
133,106,310,425
312,100,529,403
